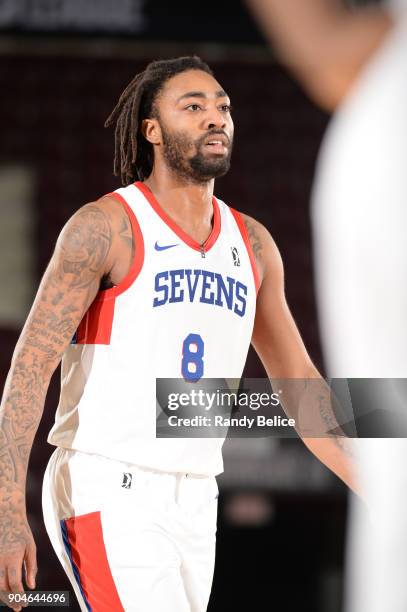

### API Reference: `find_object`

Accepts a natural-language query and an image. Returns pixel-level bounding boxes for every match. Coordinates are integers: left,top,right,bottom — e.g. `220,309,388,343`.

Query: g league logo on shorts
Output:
121,473,132,489
153,268,248,317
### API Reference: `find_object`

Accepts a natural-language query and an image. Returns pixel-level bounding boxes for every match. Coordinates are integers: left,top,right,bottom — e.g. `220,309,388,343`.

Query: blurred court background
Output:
0,1,379,610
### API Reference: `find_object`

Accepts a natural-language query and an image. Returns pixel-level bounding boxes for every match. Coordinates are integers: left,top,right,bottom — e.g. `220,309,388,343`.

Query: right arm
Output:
0,197,126,606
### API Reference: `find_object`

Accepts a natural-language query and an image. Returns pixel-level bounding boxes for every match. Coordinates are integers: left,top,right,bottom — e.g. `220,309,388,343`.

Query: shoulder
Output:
59,194,125,235
91,193,129,227
57,195,124,253
65,192,134,238
237,212,284,289
55,192,133,280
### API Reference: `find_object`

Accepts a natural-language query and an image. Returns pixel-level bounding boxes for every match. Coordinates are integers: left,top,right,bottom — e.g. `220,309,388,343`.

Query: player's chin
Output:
203,161,231,178
189,151,231,179
213,161,231,178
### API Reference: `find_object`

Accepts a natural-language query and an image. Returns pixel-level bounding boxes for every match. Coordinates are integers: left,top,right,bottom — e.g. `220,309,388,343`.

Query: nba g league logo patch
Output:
231,246,240,266
122,473,132,489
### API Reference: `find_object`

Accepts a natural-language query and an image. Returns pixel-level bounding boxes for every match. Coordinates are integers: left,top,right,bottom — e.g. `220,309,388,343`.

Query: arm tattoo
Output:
0,483,31,552
57,206,111,289
318,393,354,458
0,203,114,549
118,209,135,264
0,350,47,551
243,216,262,265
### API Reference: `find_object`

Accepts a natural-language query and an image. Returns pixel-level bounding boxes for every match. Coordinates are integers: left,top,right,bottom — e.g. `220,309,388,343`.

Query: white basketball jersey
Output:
47,182,259,475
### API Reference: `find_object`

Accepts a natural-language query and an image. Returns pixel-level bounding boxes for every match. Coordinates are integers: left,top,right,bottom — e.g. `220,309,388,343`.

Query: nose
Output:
203,106,227,131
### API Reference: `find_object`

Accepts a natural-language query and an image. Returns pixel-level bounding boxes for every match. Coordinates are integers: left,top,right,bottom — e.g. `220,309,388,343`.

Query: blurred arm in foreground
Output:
246,0,393,110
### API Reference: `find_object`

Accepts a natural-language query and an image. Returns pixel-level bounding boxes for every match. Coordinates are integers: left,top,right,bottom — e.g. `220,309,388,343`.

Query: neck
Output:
143,165,215,224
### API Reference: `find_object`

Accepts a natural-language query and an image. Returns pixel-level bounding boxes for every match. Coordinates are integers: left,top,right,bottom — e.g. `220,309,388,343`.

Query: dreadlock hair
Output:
104,56,214,186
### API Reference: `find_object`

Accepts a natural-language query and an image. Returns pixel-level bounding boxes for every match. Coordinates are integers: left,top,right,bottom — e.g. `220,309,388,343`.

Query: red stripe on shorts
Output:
63,511,124,612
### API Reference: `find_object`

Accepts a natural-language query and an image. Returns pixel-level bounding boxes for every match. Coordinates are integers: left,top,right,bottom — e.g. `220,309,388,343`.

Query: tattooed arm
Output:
0,195,133,606
243,214,358,494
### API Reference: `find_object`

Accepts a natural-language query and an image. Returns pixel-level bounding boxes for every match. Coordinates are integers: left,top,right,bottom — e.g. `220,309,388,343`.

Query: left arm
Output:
243,213,358,494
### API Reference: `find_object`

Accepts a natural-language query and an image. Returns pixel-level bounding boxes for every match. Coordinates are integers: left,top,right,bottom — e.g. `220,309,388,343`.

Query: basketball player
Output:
0,56,356,612
246,1,407,611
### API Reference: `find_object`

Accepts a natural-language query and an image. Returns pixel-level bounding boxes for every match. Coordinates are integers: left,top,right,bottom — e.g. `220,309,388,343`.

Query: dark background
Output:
0,0,375,609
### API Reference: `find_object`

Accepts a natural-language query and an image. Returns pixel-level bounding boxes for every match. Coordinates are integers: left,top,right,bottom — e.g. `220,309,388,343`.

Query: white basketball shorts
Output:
41,447,218,612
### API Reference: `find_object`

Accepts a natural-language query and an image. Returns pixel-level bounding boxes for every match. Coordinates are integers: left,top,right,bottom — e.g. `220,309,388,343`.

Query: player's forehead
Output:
159,69,229,105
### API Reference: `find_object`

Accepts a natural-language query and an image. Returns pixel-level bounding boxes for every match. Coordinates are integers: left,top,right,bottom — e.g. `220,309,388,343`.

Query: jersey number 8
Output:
182,333,204,382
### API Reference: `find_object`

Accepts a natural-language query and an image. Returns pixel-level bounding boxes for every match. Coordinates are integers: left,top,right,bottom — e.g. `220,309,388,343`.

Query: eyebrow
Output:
176,90,229,103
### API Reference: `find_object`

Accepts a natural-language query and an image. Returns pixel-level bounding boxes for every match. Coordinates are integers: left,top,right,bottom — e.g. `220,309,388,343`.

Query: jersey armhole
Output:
74,191,145,345
97,190,145,299
229,207,261,296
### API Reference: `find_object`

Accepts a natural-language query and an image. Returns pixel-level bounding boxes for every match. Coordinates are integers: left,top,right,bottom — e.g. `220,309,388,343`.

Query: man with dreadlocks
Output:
0,56,356,611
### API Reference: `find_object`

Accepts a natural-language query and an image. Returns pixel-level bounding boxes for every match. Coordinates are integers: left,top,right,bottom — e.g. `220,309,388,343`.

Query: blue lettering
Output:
199,271,215,304
214,274,235,310
185,269,201,302
153,269,248,317
234,281,247,317
153,271,169,307
169,269,185,303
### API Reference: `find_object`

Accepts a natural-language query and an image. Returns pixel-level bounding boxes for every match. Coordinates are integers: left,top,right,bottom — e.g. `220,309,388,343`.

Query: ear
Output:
141,118,161,145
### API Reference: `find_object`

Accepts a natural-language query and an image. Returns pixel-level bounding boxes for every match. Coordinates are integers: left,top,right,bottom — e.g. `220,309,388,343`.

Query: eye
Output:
186,104,202,112
220,104,232,113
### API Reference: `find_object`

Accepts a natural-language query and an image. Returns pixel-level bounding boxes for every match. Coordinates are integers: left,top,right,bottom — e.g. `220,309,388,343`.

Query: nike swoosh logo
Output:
154,241,179,251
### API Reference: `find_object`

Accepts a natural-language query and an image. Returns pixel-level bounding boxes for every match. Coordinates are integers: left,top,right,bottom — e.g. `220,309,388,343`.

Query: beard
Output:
159,120,233,184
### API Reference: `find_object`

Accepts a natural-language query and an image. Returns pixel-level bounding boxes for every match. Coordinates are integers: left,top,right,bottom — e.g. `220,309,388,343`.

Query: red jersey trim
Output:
75,190,145,345
134,181,221,253
75,298,116,345
229,207,261,296
61,512,124,612
98,191,145,299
